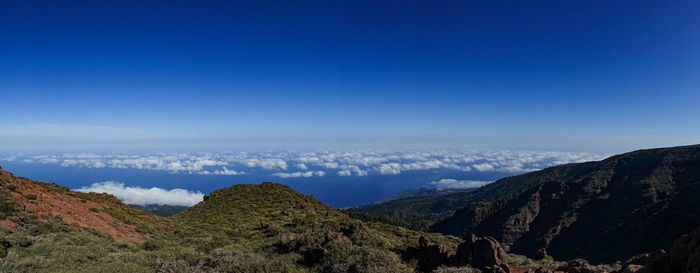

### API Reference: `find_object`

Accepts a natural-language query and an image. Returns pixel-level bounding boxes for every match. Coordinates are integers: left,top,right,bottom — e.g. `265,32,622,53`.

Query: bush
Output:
24,194,37,200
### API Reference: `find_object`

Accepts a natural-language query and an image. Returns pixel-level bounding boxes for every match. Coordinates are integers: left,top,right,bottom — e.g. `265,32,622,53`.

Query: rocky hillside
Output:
0,167,163,242
0,154,696,272
358,145,700,264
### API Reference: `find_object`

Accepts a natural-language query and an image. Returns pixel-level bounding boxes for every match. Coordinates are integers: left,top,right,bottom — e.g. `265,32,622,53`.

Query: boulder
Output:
670,233,691,273
470,236,510,273
669,229,700,273
623,253,652,268
556,259,596,273
420,235,430,248
471,237,507,268
535,248,547,260
453,234,479,266
621,264,645,273
648,249,670,273
413,236,450,271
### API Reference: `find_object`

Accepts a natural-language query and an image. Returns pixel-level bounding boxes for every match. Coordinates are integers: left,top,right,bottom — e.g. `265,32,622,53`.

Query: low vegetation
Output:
0,169,462,272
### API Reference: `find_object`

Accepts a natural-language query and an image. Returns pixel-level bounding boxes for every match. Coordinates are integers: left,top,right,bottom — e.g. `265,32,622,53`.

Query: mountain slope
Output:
0,167,168,272
359,145,700,264
150,182,462,272
0,168,465,272
0,167,163,241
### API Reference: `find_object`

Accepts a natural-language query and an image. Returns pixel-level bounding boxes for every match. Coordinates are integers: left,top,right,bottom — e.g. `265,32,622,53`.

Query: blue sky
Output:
2,0,700,152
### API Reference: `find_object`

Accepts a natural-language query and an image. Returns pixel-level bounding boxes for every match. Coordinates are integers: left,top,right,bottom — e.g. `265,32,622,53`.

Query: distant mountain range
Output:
354,144,700,264
129,204,188,217
372,187,475,205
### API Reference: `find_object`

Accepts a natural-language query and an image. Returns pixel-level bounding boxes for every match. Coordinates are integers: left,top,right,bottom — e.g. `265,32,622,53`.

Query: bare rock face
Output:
470,236,510,273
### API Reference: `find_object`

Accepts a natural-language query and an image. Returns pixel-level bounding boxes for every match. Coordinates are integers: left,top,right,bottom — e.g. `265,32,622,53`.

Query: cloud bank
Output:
429,179,491,189
4,149,608,177
75,181,204,206
272,171,325,178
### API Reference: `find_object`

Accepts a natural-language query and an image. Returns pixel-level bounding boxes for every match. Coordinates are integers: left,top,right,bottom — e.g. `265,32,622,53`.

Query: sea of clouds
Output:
1,149,608,206
2,149,606,177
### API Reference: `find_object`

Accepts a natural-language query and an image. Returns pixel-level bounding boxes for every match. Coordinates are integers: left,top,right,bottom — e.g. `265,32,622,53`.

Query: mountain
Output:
2,142,699,273
129,204,188,217
0,166,166,272
0,166,465,273
0,167,163,242
355,145,700,264
373,188,475,205
152,182,462,272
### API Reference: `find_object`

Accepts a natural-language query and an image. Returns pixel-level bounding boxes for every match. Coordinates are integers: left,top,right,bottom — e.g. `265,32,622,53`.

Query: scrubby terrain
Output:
0,167,465,273
1,144,698,272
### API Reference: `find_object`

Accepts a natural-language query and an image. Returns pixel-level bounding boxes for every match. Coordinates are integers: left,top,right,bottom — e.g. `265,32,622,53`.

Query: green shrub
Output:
24,194,37,200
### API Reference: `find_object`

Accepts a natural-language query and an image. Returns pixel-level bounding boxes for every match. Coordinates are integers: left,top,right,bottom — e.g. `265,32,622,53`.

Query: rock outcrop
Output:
452,234,479,265
535,248,547,260
412,236,451,271
615,228,700,273
471,236,510,273
414,234,511,273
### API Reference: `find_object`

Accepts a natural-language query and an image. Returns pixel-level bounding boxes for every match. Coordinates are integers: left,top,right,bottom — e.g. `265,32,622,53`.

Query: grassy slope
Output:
0,168,463,273
151,182,462,272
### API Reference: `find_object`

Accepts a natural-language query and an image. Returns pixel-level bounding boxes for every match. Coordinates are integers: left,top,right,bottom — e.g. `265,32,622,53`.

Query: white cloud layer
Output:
3,149,607,177
272,171,325,178
429,179,491,189
75,181,204,206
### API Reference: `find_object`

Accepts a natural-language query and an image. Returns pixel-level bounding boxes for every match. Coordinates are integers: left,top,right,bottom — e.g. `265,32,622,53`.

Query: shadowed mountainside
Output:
355,145,700,264
1,142,699,273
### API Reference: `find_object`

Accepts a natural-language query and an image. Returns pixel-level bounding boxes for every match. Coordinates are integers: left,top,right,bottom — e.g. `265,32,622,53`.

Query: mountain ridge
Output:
355,144,700,264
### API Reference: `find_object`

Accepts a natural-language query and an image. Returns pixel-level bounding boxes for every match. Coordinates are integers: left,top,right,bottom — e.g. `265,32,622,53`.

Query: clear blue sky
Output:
2,0,699,152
